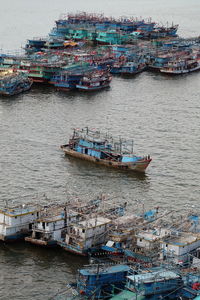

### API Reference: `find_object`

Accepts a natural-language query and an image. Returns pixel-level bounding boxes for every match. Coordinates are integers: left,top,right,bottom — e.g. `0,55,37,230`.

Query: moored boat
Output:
58,216,111,256
49,63,95,91
121,60,146,75
0,68,33,96
25,208,69,247
160,58,200,74
76,70,112,91
0,204,41,241
76,264,131,297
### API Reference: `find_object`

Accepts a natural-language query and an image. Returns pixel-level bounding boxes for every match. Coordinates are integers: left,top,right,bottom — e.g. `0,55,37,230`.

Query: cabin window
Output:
42,222,45,229
82,229,85,233
37,212,39,217
166,244,168,247
15,216,17,219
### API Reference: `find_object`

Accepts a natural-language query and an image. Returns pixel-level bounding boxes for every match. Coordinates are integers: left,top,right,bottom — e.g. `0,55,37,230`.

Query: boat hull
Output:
121,67,146,76
0,81,33,96
76,83,110,91
60,146,151,173
25,237,57,247
58,241,87,256
0,232,29,242
160,65,200,74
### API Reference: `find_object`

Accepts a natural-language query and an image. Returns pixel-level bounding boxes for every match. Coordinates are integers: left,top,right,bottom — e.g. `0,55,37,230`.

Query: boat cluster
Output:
1,196,200,299
1,11,200,300
0,12,200,96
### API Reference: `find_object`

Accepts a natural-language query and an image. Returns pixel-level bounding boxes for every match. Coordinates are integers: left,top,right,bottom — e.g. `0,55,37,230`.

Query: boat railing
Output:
72,127,135,154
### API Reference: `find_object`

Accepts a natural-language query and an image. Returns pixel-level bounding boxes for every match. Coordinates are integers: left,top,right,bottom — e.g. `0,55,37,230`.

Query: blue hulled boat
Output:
0,69,33,96
76,264,131,298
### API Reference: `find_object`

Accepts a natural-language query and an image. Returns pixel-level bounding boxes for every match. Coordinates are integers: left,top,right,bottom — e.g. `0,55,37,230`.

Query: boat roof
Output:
136,231,160,241
127,270,180,283
136,228,170,242
161,232,200,246
37,213,64,223
75,216,111,229
0,206,40,217
80,264,130,276
113,214,143,225
72,127,135,154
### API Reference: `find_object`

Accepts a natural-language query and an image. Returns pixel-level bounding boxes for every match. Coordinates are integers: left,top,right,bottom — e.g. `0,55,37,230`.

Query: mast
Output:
131,139,134,153
119,136,122,154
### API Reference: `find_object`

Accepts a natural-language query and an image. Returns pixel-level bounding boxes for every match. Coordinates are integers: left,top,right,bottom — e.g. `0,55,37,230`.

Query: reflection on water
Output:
64,155,149,181
0,242,87,300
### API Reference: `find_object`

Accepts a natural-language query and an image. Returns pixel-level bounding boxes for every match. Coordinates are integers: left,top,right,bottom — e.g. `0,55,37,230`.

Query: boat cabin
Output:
59,216,111,255
160,232,200,264
136,228,171,252
77,264,131,297
25,208,80,246
0,205,41,241
126,269,182,296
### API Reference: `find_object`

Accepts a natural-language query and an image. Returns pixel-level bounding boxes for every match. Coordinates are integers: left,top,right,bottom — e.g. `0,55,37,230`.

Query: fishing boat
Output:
45,38,65,49
126,268,183,298
58,216,111,256
25,37,47,53
111,267,198,300
0,204,41,241
76,264,131,297
160,232,200,265
120,60,146,75
135,23,178,40
0,69,33,96
49,63,94,91
25,207,69,247
76,70,112,91
99,209,165,262
50,71,84,91
60,127,152,173
110,61,125,74
28,61,65,84
25,196,104,247
148,49,193,71
160,57,200,74
100,214,144,256
96,31,128,45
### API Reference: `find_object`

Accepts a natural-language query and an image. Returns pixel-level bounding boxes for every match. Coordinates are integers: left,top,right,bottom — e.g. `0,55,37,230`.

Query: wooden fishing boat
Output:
160,58,200,74
76,70,112,91
60,127,152,173
0,69,33,96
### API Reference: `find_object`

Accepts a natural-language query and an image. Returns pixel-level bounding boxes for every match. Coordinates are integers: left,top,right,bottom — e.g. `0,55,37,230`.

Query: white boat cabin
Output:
31,213,66,241
0,205,41,241
26,208,80,245
160,232,200,264
136,228,171,251
65,216,111,249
